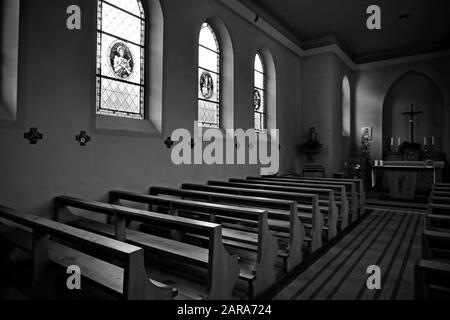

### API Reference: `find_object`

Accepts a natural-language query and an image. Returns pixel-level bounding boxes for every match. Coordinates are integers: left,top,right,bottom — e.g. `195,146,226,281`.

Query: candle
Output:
398,138,401,146
432,136,435,146
424,137,427,146
390,137,394,147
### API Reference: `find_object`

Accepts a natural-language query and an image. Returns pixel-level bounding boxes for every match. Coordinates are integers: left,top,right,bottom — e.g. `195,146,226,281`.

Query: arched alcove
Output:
257,46,276,131
382,71,445,152
0,0,20,123
342,75,351,137
146,0,165,132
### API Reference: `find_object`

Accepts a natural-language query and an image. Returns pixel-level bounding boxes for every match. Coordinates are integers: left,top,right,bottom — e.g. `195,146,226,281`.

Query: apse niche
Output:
382,71,445,152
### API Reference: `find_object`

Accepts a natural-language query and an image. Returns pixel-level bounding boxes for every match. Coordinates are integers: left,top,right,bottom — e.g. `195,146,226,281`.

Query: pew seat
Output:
422,230,450,263
54,197,240,300
430,196,450,205
415,259,450,300
108,191,279,299
217,179,338,238
182,183,323,252
426,214,450,233
245,177,348,229
429,203,450,216
261,176,360,221
0,205,175,300
147,186,306,272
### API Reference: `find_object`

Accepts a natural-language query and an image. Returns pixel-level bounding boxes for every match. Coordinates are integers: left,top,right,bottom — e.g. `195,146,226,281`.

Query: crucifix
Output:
402,104,423,143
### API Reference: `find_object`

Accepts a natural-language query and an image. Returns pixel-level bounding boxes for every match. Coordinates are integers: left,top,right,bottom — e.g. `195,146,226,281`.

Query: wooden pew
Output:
243,177,347,230
432,185,450,194
431,190,450,198
148,186,304,272
207,180,336,240
272,176,362,220
430,184,450,204
426,214,450,233
54,196,240,300
280,175,366,207
0,205,174,300
425,202,450,240
416,196,450,300
108,191,278,298
415,260,450,299
181,183,323,252
422,230,450,263
434,183,450,188
429,203,450,216
430,196,450,206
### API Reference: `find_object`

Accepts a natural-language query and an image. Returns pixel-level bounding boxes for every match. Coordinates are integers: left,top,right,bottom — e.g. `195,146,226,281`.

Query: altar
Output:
372,161,445,200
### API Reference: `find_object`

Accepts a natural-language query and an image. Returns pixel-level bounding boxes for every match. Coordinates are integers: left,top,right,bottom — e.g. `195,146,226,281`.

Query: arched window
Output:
198,23,220,128
342,75,351,137
254,53,266,132
0,0,20,123
96,0,146,119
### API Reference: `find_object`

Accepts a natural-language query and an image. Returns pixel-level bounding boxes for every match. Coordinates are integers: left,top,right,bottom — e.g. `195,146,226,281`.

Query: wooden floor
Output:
273,209,424,300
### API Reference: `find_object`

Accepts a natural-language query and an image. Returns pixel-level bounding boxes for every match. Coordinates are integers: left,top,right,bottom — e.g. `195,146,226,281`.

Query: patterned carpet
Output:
274,210,424,300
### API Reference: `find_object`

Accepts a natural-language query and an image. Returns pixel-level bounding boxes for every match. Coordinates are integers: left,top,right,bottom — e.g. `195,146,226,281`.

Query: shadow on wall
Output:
0,2,3,66
0,1,4,110
382,71,445,152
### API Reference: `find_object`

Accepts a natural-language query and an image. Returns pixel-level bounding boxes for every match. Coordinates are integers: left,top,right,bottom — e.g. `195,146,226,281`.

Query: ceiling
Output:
239,0,450,63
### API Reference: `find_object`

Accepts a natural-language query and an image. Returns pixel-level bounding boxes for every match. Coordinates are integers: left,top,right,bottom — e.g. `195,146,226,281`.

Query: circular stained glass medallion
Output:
200,71,214,100
109,42,134,80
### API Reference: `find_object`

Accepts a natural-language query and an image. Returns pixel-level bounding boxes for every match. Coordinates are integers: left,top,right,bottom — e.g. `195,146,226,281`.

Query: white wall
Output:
0,0,303,216
354,55,450,161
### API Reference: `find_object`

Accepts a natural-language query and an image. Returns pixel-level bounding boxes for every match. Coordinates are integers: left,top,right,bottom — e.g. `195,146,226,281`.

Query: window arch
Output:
254,53,266,132
198,23,221,128
342,75,351,137
0,0,20,123
96,0,146,120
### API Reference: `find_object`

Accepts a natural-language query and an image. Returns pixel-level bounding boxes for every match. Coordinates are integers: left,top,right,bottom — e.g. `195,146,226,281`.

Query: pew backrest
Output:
275,176,362,205
241,177,348,227
429,203,450,216
109,190,273,267
149,186,304,270
279,176,365,204
0,205,171,300
181,183,323,252
54,196,240,300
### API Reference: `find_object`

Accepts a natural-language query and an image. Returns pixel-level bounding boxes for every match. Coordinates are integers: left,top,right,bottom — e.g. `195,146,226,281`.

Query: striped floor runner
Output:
274,210,424,300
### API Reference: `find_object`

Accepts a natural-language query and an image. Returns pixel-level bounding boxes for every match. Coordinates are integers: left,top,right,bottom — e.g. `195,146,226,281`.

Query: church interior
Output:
1,0,450,301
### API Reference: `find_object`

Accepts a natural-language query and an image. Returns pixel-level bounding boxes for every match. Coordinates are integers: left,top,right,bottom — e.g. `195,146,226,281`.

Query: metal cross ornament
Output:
76,131,91,146
24,128,43,145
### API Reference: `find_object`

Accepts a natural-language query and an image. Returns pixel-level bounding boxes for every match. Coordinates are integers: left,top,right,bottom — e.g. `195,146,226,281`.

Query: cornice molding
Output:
357,50,450,70
219,0,449,72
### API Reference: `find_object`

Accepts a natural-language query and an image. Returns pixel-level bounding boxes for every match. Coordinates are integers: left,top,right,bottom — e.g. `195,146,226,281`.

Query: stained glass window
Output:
96,0,146,119
198,23,220,128
254,53,266,132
